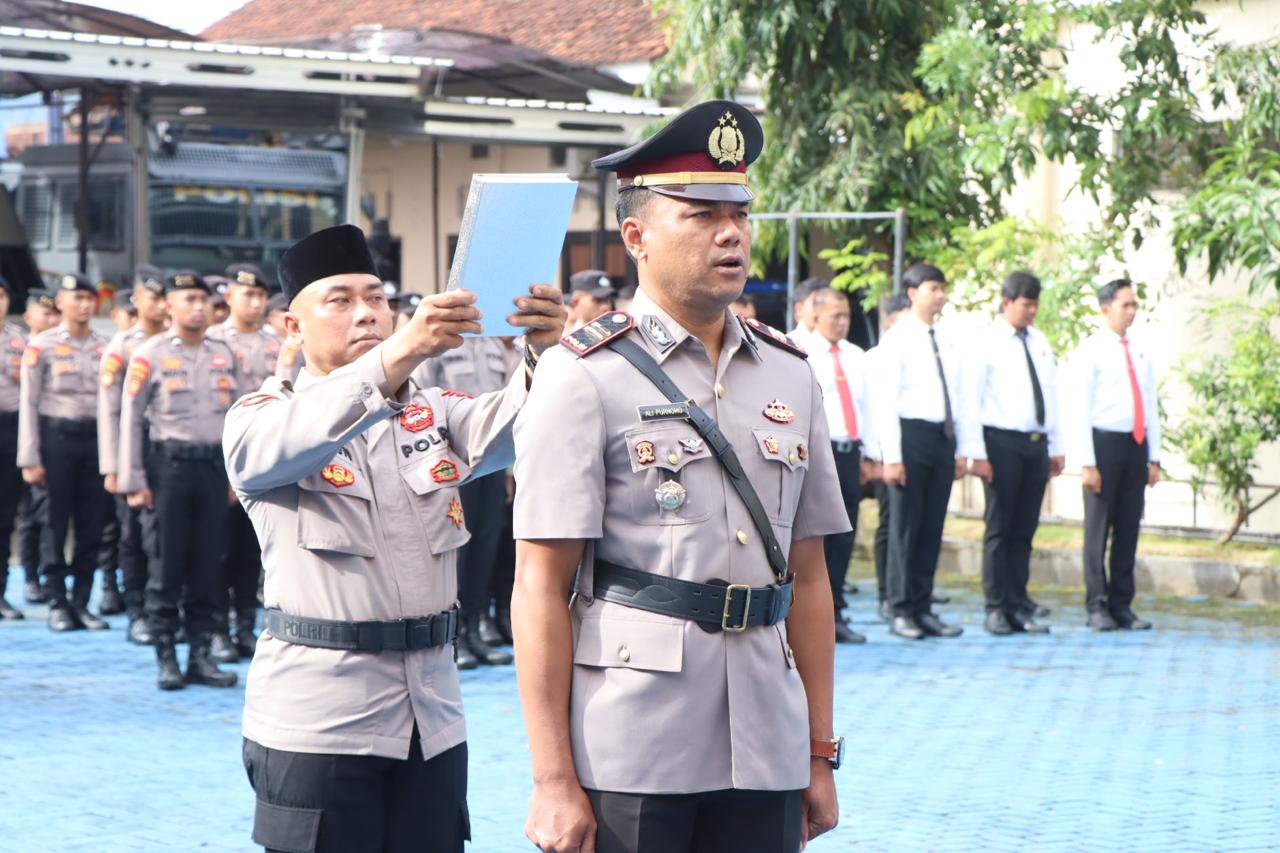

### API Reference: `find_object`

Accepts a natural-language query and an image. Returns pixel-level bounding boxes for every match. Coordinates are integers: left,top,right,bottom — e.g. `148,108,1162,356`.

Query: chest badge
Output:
655,480,687,511
797,443,808,461
446,497,465,529
401,403,435,432
162,356,184,370
763,399,796,424
431,459,460,483
211,353,231,369
321,464,356,487
763,435,781,455
679,437,704,455
635,440,657,466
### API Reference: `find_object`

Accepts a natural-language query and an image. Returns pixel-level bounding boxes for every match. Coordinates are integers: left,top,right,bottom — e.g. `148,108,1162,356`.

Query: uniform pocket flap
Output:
401,453,472,496
573,615,683,672
252,800,320,853
623,424,712,474
751,427,809,472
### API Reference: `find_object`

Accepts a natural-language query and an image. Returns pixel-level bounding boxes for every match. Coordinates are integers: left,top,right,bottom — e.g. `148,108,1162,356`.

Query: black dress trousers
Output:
886,418,955,617
822,442,862,613
0,412,23,587
980,427,1050,614
1083,429,1148,613
587,787,803,853
873,482,890,602
456,471,506,615
38,418,110,599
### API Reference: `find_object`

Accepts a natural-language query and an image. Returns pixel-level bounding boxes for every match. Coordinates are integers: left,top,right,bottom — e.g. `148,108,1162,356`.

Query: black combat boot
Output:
0,594,23,620
98,569,125,615
458,611,513,666
234,607,259,658
155,638,186,691
186,636,239,688
127,615,155,645
69,575,108,630
210,631,240,663
492,603,514,646
23,573,49,605
46,575,86,632
478,612,506,646
455,637,479,670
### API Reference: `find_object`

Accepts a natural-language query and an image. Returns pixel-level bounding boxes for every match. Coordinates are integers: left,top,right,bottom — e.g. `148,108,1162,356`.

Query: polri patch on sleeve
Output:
560,311,634,357
743,317,808,359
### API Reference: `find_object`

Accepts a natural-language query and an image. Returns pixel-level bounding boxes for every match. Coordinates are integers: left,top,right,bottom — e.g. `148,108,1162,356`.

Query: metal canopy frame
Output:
751,209,908,336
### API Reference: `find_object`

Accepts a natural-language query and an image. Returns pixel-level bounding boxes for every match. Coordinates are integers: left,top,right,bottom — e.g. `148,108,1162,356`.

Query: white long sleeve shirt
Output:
871,313,979,465
968,317,1063,459
1065,328,1161,466
797,330,877,457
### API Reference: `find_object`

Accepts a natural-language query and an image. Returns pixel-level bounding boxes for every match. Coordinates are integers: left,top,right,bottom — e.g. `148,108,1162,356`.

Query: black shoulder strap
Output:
607,335,789,582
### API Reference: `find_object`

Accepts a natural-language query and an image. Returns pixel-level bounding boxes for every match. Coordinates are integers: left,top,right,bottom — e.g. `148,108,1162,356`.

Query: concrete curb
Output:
936,537,1280,605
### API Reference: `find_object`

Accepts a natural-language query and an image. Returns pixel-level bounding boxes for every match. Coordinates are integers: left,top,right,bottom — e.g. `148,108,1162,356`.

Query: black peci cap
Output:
277,224,379,303
592,100,763,203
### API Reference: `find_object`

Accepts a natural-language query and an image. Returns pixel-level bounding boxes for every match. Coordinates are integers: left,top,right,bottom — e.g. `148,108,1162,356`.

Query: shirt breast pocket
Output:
400,452,472,555
572,613,684,673
296,468,376,558
622,423,716,526
750,427,809,527
159,380,194,414
49,357,82,392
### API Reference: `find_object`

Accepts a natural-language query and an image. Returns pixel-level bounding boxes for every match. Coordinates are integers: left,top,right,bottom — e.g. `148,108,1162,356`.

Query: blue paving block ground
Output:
2,566,1278,853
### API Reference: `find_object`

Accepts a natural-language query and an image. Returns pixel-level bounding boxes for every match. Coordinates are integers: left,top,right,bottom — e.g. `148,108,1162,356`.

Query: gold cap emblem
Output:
174,274,195,287
236,270,258,286
708,111,746,170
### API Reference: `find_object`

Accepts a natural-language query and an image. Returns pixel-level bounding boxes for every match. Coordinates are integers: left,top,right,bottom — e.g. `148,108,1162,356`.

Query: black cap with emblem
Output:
277,224,379,304
135,263,166,296
592,100,763,204
115,288,138,313
165,270,210,295
569,269,614,299
57,273,95,294
226,262,271,289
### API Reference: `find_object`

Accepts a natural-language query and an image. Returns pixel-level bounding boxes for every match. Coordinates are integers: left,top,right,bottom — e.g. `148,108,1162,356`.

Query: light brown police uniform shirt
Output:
98,327,157,475
411,336,512,397
117,334,241,494
0,321,27,413
18,325,108,467
223,343,527,760
208,320,281,393
512,288,850,795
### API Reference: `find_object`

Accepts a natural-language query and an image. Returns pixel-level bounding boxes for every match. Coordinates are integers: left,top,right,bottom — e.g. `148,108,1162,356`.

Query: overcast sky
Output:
87,0,252,36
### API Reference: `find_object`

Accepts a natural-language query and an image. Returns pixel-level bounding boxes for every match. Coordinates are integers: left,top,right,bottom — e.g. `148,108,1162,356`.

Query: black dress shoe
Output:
186,637,238,687
984,610,1013,636
878,600,893,623
890,615,925,640
75,608,109,630
1112,609,1152,630
917,613,963,638
1087,610,1118,631
98,587,126,616
0,596,23,620
834,617,866,644
48,603,86,632
1008,611,1050,634
478,614,506,646
454,640,478,670
930,594,951,605
23,579,49,605
127,616,155,646
155,640,186,691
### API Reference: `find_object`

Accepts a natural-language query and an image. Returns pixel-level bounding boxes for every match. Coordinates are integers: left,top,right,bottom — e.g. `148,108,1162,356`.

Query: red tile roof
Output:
202,0,666,67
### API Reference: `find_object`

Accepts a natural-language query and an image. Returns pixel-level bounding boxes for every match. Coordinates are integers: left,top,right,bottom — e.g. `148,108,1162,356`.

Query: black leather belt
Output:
39,416,96,436
984,426,1046,443
152,440,222,461
265,606,459,652
593,560,792,634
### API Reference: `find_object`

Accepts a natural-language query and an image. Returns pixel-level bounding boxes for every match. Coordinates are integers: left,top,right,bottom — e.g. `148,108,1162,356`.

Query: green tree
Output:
1166,301,1280,543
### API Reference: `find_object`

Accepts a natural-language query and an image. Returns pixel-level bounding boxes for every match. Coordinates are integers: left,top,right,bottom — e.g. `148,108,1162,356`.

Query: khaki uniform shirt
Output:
18,325,108,467
223,343,527,760
512,288,850,794
0,322,27,413
209,321,281,393
274,336,305,384
117,334,241,493
98,327,158,475
411,337,514,397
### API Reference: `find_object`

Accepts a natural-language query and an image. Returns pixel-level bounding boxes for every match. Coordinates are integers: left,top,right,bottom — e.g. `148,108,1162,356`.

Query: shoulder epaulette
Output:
560,311,635,357
743,317,808,359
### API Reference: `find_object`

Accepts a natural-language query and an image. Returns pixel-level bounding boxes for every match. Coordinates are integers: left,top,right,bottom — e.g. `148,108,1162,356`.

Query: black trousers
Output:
886,419,955,617
97,497,119,580
0,412,22,586
217,502,263,630
243,735,469,853
492,493,516,612
873,483,890,602
38,420,110,604
1083,429,1148,613
144,450,227,638
981,428,1050,614
587,787,803,853
17,483,44,585
456,472,505,614
822,442,861,613
114,495,153,618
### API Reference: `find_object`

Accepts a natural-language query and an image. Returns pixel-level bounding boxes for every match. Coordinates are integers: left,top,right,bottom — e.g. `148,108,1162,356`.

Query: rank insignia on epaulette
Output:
742,317,808,359
561,312,634,357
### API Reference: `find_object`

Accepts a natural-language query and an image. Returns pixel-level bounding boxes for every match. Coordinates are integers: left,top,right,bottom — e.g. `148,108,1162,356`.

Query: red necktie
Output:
830,343,859,441
1121,337,1146,445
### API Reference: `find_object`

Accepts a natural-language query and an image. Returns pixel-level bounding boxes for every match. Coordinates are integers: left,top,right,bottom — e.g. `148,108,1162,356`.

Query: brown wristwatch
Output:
810,736,845,770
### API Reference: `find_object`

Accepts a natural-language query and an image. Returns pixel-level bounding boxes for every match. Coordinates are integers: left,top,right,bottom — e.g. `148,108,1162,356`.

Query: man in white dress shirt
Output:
802,287,879,644
967,272,1061,635
874,263,977,640
1066,279,1158,631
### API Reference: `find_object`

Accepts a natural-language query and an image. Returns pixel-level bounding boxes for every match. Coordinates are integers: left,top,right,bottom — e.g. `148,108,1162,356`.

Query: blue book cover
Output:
447,173,579,337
